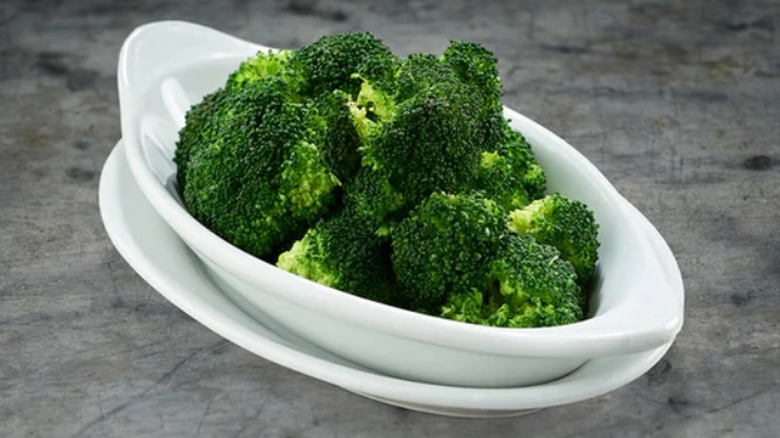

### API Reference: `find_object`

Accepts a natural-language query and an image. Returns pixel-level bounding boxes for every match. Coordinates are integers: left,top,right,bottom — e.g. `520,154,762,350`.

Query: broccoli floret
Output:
277,208,397,304
391,192,505,312
508,193,600,285
441,40,507,154
226,49,299,92
334,52,493,208
173,88,228,191
362,81,485,206
503,127,547,201
441,233,583,327
441,40,502,114
310,91,364,181
473,123,547,210
395,53,459,101
349,49,511,207
335,80,396,178
180,78,340,260
290,32,398,98
343,168,405,235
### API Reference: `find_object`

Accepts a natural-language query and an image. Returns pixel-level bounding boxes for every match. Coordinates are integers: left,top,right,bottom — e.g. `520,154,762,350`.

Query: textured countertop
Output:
1,1,778,436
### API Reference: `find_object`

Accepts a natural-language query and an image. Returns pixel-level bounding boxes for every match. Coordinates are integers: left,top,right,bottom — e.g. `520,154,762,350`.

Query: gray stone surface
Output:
1,0,778,436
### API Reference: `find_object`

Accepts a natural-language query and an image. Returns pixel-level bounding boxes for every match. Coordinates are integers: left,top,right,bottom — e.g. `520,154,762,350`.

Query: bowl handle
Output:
117,21,262,142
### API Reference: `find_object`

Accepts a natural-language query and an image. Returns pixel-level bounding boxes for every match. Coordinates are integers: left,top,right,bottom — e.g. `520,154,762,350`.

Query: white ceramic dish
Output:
118,21,684,387
100,140,675,417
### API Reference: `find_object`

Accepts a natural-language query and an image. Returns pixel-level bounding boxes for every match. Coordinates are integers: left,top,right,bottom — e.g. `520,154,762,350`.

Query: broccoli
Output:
391,192,505,312
173,87,228,191
395,53,460,101
180,77,340,260
441,41,508,154
441,40,502,115
174,31,601,329
289,32,398,98
375,82,486,206
226,49,298,93
392,191,590,324
310,91,364,181
277,208,397,305
508,193,600,285
472,123,547,210
344,43,510,208
343,168,405,234
347,67,486,208
441,233,583,327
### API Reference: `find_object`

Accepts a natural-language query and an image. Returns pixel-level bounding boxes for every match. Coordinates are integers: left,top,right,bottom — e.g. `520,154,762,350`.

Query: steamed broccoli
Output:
441,233,583,327
174,31,601,329
180,78,339,260
391,192,505,312
277,208,397,304
310,91,364,181
391,191,588,324
472,123,547,210
371,82,485,206
174,87,228,190
395,53,459,101
343,168,405,234
344,51,490,209
508,193,600,285
441,40,502,121
226,49,298,92
289,32,398,98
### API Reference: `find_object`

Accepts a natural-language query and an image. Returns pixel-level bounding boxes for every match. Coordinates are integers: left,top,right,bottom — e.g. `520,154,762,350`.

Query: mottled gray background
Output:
1,0,779,437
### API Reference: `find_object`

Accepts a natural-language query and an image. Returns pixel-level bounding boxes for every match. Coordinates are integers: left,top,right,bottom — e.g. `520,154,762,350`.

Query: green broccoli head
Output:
173,87,228,191
180,78,340,260
347,79,397,143
441,40,507,158
441,40,502,114
290,32,399,98
508,193,600,285
276,209,397,305
473,123,547,210
362,81,485,207
335,47,504,209
395,53,459,101
309,90,364,181
503,127,547,201
441,233,584,327
391,192,505,312
226,49,299,92
343,168,405,235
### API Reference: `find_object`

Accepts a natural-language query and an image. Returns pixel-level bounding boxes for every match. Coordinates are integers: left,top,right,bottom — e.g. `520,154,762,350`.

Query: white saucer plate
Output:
100,140,673,418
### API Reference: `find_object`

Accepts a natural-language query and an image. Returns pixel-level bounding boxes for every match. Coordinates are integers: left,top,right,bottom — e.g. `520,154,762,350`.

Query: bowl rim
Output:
118,20,684,359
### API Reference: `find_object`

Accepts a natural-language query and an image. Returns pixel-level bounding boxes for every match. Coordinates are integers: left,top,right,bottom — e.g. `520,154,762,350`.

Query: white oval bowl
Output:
99,140,675,417
118,21,684,388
